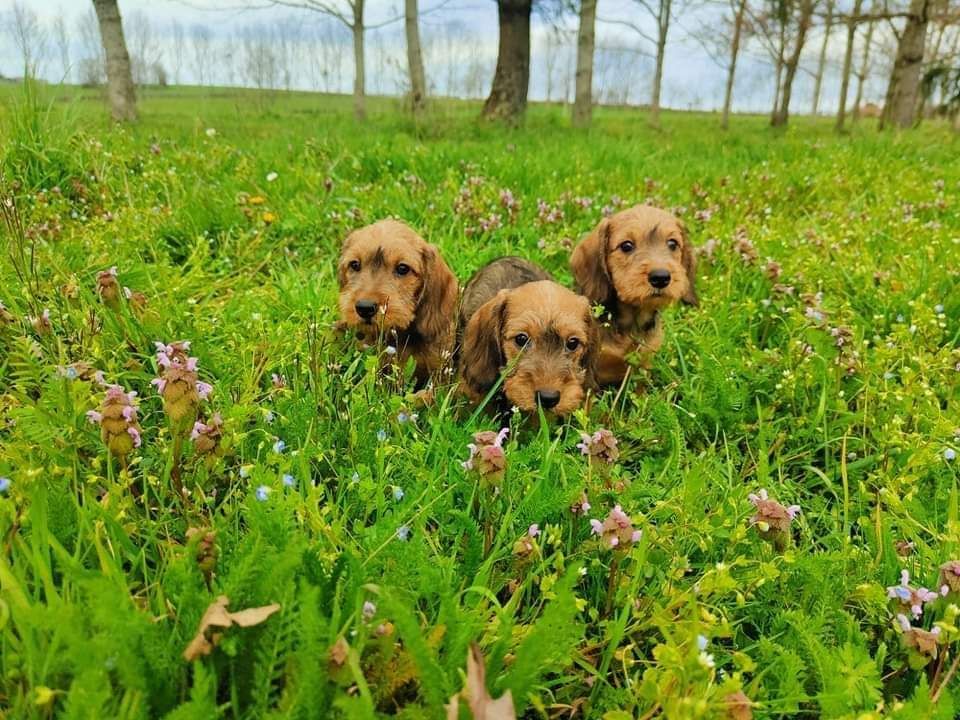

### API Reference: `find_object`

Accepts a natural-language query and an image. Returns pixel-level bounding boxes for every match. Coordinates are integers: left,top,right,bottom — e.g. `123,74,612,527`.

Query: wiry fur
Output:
570,205,697,385
459,257,598,416
337,219,459,382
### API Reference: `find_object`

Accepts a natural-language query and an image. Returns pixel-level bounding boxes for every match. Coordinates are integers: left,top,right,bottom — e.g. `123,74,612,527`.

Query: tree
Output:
7,2,49,78
770,0,817,126
810,0,835,113
92,0,138,121
835,0,864,130
53,14,70,81
189,24,213,87
722,0,750,128
881,0,933,128
573,0,598,127
405,0,428,116
170,20,186,85
851,3,877,121
483,0,534,123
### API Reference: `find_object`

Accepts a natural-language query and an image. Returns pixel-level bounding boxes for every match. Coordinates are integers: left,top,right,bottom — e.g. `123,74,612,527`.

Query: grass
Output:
0,80,959,719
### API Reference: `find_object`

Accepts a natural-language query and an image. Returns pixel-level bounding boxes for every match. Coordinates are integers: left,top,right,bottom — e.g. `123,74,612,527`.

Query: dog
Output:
570,205,697,385
337,219,458,382
459,257,598,416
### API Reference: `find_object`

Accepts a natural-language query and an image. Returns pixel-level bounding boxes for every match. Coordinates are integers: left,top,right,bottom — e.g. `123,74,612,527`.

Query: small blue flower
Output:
396,525,411,541
265,410,275,424
273,439,286,454
239,465,251,478
255,485,270,501
398,412,409,423
393,486,404,501
65,366,78,380
0,477,10,494
282,474,296,487
696,634,708,651
377,429,387,442
894,586,912,601
946,448,957,462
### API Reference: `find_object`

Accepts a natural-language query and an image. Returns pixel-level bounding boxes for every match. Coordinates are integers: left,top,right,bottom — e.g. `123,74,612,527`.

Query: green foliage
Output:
0,84,959,718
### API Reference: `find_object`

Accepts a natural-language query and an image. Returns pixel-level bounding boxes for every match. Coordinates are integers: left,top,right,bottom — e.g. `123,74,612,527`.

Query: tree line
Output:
4,0,959,130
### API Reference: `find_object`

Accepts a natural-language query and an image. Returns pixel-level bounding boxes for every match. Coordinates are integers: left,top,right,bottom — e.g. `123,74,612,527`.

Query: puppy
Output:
570,205,697,385
459,257,598,416
337,219,458,382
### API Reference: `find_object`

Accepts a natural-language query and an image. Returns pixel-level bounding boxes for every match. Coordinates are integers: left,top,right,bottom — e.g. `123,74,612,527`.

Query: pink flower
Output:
528,524,540,538
888,569,939,619
896,613,942,659
462,428,509,488
590,505,642,552
577,429,619,465
153,341,212,424
88,384,143,458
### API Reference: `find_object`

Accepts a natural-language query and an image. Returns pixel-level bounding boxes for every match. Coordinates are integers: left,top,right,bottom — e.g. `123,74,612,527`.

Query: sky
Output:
0,0,894,114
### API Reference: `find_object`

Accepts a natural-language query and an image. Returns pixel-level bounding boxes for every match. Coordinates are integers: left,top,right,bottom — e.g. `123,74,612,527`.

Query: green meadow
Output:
1,82,959,718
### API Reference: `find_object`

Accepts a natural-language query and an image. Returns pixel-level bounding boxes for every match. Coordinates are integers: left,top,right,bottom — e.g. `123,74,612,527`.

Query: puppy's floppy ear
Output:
679,221,699,307
460,290,508,398
414,244,459,343
571,218,613,304
580,305,601,391
337,233,358,287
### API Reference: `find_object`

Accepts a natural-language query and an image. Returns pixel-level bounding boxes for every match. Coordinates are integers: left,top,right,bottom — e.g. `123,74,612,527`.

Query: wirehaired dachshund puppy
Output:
570,205,697,385
337,219,459,382
459,257,599,416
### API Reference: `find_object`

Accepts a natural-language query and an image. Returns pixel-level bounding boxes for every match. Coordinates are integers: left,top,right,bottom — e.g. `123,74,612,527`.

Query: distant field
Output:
0,82,959,719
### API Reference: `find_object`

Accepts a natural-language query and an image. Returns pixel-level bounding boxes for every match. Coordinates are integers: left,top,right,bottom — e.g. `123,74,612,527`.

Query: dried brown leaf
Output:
446,643,516,720
182,595,281,662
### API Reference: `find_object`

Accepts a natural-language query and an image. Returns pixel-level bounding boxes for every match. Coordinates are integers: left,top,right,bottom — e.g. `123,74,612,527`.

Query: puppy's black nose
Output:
648,269,671,289
535,389,561,410
355,300,377,320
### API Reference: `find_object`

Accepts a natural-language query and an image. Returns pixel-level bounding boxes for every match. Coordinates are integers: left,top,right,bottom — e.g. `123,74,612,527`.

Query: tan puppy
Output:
570,205,697,385
459,257,598,416
337,219,458,382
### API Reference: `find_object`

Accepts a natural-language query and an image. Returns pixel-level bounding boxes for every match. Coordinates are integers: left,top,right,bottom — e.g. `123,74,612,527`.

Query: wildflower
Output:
396,525,411,541
528,523,540,538
939,561,960,596
384,345,397,356
763,260,782,281
255,485,270,502
589,505,642,551
945,448,957,462
271,373,286,389
266,172,278,182
895,540,915,557
392,486,404,501
896,614,942,659
32,308,52,335
282,474,296,488
887,569,938,618
239,465,252,478
152,341,212,426
87,384,142,458
272,439,286,454
190,413,224,455
377,429,388,442
123,287,148,316
351,471,360,483
0,477,9,493
397,411,417,424
695,634,715,667
462,428,509,489
935,304,945,314
570,492,591,515
577,429,619,465
264,410,275,424
362,601,376,622
205,127,216,137
185,527,218,584
96,266,121,309
747,489,800,550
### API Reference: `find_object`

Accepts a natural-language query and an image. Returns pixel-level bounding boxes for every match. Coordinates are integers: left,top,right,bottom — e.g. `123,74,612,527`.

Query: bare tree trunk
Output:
92,0,138,121
835,0,863,131
880,0,930,129
811,0,834,114
770,23,786,124
352,0,366,121
721,0,748,129
572,0,597,128
772,0,814,127
650,0,672,128
482,0,533,124
851,10,875,122
405,0,427,117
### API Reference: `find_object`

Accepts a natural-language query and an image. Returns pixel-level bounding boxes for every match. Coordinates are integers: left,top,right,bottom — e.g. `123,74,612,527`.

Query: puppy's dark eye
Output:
348,260,361,272
514,333,529,348
619,241,635,253
395,263,411,276
565,337,581,351
667,239,679,251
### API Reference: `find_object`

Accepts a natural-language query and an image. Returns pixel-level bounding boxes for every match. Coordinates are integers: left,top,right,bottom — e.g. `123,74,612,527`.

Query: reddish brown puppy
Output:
570,205,697,385
459,257,598,416
337,219,458,382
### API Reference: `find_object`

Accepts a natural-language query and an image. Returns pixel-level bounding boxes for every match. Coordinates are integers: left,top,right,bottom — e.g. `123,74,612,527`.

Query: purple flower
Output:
273,439,286,454
577,429,619,465
282,474,296,487
888,569,939,618
362,601,376,621
0,477,10,493
590,505,641,551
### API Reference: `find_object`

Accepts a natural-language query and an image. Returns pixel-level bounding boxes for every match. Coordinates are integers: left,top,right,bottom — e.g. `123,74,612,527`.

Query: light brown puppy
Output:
337,219,458,382
570,205,697,385
459,257,598,416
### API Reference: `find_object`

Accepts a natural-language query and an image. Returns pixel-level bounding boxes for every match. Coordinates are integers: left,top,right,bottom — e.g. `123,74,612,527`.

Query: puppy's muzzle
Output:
535,389,561,410
355,300,378,320
648,269,671,289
